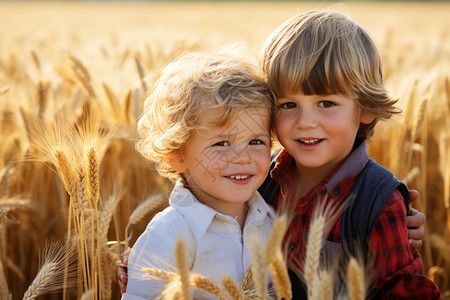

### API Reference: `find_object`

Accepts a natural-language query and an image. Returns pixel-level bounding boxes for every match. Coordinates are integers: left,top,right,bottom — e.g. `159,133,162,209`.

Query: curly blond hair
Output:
136,51,273,181
260,10,400,140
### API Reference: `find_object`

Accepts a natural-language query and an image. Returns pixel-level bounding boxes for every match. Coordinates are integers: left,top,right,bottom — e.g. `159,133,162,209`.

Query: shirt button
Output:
289,242,295,250
334,186,340,196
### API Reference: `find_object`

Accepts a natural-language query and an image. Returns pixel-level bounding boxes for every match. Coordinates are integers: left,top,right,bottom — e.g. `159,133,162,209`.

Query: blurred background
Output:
0,1,449,299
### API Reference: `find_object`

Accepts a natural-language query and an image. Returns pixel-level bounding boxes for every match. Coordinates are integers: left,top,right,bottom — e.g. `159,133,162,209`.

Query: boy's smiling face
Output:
275,91,374,178
171,106,271,214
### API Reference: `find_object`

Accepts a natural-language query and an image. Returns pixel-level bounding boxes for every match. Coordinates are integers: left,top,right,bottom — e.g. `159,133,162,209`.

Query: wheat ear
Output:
310,270,332,300
54,150,76,196
142,268,176,281
222,276,244,300
240,266,254,291
347,257,365,300
125,194,166,242
191,275,228,300
37,81,48,118
86,147,99,204
263,215,287,264
68,55,96,98
102,82,120,118
248,235,267,300
22,242,76,300
304,214,325,297
175,238,191,300
268,252,291,300
412,98,428,141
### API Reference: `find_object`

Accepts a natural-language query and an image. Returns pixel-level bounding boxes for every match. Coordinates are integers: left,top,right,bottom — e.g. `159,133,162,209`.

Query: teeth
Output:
229,175,250,180
299,139,320,144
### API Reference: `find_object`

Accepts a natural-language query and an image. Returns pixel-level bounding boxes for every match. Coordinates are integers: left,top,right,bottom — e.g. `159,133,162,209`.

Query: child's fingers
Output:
408,238,423,249
407,189,419,204
407,208,426,228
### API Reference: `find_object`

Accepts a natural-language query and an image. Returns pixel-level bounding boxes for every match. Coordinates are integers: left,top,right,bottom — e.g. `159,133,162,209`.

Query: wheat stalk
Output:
175,238,191,300
102,82,120,119
135,56,148,93
80,289,95,300
0,256,9,300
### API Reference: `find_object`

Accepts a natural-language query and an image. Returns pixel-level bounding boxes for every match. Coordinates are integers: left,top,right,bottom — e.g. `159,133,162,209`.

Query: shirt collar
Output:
325,140,369,193
271,140,370,195
169,180,275,242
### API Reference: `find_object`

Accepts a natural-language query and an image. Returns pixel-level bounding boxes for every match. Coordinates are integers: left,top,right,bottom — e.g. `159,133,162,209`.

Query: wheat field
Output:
0,1,449,299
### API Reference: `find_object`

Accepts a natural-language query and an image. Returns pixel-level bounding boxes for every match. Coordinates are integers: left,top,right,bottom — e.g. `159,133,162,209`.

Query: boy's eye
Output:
249,139,264,146
318,101,335,108
213,141,230,147
279,102,296,109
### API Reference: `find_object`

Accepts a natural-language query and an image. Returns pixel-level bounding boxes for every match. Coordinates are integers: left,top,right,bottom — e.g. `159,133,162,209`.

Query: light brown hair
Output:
260,10,400,140
137,51,273,180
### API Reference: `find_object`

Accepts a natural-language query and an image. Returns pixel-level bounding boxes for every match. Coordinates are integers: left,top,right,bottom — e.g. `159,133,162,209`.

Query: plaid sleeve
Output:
368,189,441,299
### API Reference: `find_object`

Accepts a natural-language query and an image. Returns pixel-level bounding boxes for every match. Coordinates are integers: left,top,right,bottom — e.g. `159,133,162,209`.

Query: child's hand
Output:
117,247,130,293
406,190,425,249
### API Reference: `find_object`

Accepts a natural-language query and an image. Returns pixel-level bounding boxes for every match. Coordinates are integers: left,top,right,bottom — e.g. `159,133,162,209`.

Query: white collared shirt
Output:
122,180,276,300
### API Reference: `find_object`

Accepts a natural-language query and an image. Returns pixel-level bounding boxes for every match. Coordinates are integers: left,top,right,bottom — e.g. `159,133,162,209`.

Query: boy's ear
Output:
360,110,376,124
167,150,187,173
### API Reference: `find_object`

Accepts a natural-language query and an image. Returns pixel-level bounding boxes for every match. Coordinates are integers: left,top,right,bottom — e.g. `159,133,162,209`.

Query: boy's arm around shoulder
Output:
368,189,441,299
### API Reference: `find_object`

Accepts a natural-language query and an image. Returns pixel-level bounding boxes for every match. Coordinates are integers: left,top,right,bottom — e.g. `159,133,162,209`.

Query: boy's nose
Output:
296,109,317,129
230,147,251,164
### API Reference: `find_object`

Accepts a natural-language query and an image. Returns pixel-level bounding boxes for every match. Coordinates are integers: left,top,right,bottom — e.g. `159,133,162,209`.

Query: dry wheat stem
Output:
0,257,9,300
134,57,148,93
175,238,191,300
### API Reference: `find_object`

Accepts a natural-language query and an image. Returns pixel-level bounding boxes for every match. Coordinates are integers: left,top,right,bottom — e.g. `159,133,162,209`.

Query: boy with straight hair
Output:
260,9,440,298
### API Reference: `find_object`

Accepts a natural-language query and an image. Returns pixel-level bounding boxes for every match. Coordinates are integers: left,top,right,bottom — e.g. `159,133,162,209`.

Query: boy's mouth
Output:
228,175,251,180
297,138,323,145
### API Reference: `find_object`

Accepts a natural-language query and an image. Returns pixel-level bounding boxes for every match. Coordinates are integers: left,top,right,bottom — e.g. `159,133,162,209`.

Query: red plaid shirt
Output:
271,141,441,299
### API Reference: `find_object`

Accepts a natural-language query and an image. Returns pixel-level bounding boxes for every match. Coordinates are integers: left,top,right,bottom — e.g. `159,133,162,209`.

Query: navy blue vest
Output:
257,156,410,299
